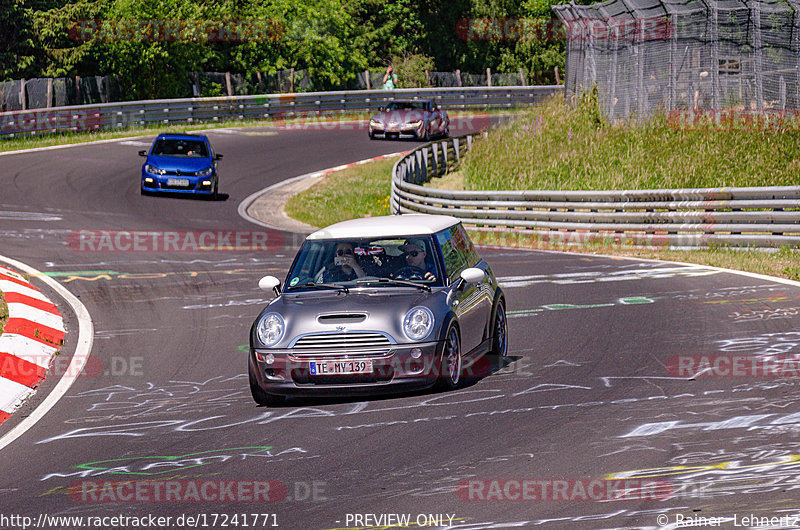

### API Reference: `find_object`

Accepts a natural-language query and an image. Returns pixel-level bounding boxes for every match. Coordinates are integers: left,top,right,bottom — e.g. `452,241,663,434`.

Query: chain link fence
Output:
553,0,800,121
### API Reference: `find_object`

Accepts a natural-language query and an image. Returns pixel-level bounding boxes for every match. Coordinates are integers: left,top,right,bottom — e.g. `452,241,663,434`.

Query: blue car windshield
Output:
151,139,209,157
285,236,443,289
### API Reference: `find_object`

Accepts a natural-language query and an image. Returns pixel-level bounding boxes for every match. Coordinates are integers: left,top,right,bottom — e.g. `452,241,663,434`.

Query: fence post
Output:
20,78,26,110
555,66,560,85
225,72,233,96
290,68,295,93
486,67,492,87
75,76,81,105
193,72,200,97
519,68,527,86
455,69,462,87
256,71,263,94
46,78,53,108
365,70,371,90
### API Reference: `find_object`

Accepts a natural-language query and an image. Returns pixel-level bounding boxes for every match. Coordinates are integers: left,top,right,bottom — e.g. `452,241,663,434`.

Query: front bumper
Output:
250,341,443,397
141,172,216,194
369,123,424,139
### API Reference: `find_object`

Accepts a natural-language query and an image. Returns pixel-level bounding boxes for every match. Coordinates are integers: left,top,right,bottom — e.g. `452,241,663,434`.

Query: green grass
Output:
286,140,800,282
0,291,7,336
285,157,395,227
461,96,800,191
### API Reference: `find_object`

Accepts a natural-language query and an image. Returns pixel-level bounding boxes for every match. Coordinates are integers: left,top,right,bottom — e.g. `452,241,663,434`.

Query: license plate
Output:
310,359,373,375
167,178,190,186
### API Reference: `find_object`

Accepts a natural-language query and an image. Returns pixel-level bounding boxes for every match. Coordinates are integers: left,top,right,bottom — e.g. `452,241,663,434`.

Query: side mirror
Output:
215,154,223,160
458,268,484,289
258,276,281,296
138,150,147,157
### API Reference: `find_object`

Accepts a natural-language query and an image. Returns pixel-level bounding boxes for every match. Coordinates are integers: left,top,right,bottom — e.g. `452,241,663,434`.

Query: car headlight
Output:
369,119,383,127
196,167,213,177
403,306,434,341
256,313,285,346
144,164,166,175
406,120,422,127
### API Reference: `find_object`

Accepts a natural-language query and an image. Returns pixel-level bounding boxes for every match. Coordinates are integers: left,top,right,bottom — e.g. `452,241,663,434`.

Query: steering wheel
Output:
392,266,425,280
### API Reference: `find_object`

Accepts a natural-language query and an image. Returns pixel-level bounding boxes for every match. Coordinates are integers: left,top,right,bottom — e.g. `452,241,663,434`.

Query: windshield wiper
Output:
293,282,349,293
355,277,431,292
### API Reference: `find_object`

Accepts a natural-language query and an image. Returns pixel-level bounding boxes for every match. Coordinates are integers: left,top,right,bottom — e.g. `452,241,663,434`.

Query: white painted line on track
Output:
0,256,94,452
0,134,152,157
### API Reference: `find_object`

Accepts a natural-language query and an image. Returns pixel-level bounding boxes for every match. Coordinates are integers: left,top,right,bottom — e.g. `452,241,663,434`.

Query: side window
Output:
452,224,480,267
436,228,467,284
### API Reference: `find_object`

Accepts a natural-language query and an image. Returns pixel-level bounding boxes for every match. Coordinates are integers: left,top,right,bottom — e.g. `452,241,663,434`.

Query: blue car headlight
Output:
196,167,213,177
144,164,166,175
403,306,434,341
256,313,285,346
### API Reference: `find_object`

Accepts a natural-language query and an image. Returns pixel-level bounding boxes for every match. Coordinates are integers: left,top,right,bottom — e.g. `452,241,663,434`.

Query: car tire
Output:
437,324,462,390
248,360,284,406
490,298,508,361
422,126,431,142
212,181,218,201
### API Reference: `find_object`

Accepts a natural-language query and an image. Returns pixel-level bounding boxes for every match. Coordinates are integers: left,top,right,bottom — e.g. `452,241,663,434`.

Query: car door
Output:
436,226,490,354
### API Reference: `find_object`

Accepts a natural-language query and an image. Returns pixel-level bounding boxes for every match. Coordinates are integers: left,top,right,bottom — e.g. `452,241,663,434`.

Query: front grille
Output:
289,332,393,359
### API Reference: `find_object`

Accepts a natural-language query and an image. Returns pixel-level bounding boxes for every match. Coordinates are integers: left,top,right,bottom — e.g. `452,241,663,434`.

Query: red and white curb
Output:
0,265,65,425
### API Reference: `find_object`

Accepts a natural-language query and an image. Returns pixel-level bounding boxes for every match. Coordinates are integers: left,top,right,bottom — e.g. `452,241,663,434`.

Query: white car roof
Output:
307,214,460,240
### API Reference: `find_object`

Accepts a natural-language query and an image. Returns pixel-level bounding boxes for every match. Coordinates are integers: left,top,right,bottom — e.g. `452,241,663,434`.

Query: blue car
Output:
139,134,222,198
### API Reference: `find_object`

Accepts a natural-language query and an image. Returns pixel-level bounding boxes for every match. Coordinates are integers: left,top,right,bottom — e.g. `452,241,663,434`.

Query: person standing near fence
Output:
382,65,398,90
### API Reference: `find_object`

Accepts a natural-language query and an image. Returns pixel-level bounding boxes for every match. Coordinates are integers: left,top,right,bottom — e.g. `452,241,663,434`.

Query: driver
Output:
323,241,365,282
399,238,437,281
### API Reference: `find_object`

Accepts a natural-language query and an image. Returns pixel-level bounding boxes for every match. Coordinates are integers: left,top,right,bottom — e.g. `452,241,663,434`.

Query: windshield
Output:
151,138,210,158
285,236,443,290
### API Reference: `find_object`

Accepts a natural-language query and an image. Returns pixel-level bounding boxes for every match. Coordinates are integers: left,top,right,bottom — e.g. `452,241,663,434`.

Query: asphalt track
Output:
1,120,800,530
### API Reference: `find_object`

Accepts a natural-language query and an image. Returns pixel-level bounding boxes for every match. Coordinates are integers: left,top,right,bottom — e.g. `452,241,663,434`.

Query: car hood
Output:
371,108,428,124
145,155,212,171
252,288,450,347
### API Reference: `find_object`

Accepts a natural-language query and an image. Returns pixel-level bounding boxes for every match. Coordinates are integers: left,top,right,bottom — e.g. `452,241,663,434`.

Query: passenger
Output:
323,242,365,282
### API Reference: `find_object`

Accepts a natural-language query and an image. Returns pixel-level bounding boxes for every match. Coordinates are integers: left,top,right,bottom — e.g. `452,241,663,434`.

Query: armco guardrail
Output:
391,133,800,249
0,86,560,138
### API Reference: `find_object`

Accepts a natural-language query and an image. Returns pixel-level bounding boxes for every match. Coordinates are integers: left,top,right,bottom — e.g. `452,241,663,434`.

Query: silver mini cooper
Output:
248,214,507,405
